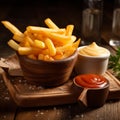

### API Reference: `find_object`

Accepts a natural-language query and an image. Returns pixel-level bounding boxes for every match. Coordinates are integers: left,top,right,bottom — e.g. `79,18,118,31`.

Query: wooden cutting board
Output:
0,55,120,107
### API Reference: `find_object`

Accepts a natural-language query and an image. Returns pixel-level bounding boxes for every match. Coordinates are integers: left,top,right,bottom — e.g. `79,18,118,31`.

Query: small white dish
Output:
75,43,110,75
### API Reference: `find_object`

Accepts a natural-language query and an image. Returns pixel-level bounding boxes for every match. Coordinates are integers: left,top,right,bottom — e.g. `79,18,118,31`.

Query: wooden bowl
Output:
17,51,78,87
73,74,110,108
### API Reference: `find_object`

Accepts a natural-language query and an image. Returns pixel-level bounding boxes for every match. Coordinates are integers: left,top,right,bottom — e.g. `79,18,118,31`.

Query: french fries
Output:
44,18,59,29
1,21,23,36
45,38,56,56
7,39,20,51
1,18,81,61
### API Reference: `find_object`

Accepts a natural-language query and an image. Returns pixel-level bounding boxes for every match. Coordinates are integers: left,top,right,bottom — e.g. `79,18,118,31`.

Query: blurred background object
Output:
81,0,103,45
109,0,120,47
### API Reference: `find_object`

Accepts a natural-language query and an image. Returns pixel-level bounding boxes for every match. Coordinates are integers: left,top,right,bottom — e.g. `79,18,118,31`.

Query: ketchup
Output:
75,74,108,88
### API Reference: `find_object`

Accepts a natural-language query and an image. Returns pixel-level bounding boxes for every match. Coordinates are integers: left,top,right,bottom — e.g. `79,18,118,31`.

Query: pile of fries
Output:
2,18,80,61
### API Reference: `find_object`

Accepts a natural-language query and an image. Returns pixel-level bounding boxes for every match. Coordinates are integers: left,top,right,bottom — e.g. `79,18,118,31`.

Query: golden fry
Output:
18,47,32,55
1,21,23,35
72,38,81,48
45,38,56,56
65,25,74,36
18,47,42,55
27,54,37,60
25,40,32,47
53,54,63,60
71,35,76,43
63,47,76,58
18,47,41,55
38,54,44,60
43,32,71,45
24,36,34,46
8,39,20,51
13,33,24,42
27,26,65,34
41,49,49,55
43,55,54,61
44,18,59,29
34,40,45,49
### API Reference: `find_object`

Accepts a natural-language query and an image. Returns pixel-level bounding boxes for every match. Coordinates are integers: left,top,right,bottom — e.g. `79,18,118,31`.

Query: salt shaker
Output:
109,0,120,47
81,0,103,45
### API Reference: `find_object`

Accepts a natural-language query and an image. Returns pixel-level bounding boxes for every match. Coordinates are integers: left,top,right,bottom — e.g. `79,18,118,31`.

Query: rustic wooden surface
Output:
0,0,120,120
0,57,120,107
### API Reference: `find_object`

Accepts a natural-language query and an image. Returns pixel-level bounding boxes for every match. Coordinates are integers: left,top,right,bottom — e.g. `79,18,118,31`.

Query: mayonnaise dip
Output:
79,42,110,57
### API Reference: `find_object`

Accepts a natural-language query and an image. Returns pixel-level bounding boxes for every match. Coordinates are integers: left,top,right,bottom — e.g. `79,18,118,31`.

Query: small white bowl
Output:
75,45,110,75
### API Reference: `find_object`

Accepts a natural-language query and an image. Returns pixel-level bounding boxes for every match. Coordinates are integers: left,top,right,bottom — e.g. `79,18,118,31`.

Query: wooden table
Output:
0,0,120,120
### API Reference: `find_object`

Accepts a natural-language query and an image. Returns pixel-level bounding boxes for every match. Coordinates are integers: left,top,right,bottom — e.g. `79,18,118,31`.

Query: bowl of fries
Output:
2,18,80,87
16,50,78,87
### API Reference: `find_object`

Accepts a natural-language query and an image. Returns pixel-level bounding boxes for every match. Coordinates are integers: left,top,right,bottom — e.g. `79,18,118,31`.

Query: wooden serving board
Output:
0,55,120,107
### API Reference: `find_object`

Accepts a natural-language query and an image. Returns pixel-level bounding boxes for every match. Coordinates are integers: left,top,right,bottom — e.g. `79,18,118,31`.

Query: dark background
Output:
0,0,114,44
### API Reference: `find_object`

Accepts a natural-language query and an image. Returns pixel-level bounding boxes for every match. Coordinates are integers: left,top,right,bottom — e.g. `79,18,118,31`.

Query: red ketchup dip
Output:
75,74,108,88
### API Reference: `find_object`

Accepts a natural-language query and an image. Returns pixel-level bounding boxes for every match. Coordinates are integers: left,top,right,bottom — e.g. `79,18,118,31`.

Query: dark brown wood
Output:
0,74,17,120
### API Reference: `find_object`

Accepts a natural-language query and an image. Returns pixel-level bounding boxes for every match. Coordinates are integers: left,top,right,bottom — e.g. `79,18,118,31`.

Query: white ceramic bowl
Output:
75,46,110,75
